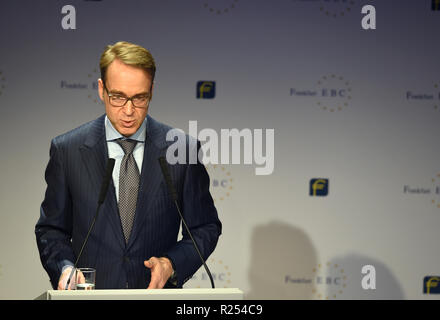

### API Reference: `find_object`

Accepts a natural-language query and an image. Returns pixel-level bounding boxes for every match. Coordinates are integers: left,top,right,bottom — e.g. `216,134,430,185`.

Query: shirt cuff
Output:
60,260,74,274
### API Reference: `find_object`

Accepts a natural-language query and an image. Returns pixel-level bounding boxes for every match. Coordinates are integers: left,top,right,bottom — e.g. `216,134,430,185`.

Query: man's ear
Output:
150,81,154,100
98,79,105,101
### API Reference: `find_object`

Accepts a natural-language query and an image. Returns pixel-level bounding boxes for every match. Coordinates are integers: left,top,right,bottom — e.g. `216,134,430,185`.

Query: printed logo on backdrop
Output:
406,82,440,113
285,261,348,299
86,68,101,104
309,178,329,196
0,70,6,97
403,173,440,211
189,258,232,288
290,0,356,18
202,0,239,15
290,74,352,112
60,68,103,105
431,173,440,209
424,276,440,294
197,81,216,99
206,165,234,203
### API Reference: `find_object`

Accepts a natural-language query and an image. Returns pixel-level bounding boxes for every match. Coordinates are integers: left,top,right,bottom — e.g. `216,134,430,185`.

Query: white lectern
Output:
35,288,243,300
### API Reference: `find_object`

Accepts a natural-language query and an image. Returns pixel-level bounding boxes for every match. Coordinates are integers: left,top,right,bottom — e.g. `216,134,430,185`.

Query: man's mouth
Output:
121,120,135,127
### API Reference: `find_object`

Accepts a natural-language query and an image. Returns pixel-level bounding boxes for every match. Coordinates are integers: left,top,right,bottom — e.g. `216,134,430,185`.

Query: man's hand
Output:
144,257,174,289
57,267,85,290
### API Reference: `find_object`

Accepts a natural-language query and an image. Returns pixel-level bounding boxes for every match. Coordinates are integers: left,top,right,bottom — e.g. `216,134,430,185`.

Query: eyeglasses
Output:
104,84,151,108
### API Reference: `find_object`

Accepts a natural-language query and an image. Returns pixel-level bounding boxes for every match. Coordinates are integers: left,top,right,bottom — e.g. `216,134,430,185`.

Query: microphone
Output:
65,158,115,290
158,156,215,289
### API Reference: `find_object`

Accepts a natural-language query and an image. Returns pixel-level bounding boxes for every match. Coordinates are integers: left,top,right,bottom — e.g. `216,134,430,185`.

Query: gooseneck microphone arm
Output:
65,158,115,290
158,156,215,289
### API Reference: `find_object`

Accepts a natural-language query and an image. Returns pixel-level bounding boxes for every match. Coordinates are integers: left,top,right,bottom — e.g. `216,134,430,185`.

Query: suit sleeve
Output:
35,139,75,289
164,143,222,287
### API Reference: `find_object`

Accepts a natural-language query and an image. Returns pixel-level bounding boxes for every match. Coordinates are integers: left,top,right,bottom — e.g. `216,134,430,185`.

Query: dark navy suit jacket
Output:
35,114,221,289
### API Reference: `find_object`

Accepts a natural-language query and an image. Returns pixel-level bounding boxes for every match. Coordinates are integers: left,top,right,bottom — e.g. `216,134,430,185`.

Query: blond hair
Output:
100,41,156,84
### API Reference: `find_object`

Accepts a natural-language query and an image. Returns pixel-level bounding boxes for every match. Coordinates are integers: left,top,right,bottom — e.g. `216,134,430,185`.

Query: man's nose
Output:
123,100,135,115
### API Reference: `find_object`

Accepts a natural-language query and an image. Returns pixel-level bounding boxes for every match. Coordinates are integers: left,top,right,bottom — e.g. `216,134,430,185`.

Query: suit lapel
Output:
79,115,126,250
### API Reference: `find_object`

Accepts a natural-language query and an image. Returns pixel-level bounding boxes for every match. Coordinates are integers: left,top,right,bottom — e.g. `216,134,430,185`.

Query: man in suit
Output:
35,41,222,290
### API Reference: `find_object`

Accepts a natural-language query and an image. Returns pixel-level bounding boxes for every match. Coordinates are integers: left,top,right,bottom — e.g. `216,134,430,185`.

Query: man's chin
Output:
117,127,137,137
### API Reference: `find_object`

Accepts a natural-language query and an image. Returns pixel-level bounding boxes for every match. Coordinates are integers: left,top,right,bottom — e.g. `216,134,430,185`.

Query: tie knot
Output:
117,139,137,155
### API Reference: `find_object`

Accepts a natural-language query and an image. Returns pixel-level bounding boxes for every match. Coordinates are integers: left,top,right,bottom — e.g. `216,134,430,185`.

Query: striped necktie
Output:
116,139,140,243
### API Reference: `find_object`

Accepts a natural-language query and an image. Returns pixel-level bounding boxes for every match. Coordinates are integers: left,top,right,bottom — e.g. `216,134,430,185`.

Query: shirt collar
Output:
105,115,147,143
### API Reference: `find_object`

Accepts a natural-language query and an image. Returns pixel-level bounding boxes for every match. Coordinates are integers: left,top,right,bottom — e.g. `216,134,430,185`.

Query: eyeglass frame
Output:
103,82,152,108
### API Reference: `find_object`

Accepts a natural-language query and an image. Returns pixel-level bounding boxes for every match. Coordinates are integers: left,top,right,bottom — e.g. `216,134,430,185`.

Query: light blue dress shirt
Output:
105,116,146,203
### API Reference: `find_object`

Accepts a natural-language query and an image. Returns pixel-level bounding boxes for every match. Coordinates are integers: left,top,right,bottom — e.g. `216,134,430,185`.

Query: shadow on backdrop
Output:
246,221,318,299
324,253,405,300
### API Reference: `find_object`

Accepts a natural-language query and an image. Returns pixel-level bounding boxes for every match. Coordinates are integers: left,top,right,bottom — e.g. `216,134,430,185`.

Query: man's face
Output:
98,59,153,137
